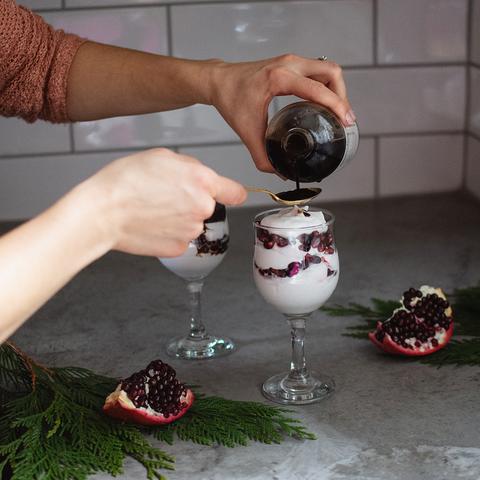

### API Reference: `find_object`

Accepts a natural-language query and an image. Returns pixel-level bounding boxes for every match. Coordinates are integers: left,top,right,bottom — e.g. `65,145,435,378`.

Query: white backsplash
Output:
377,0,467,64
472,0,480,66
378,135,464,196
171,1,373,65
470,68,480,138
467,136,480,199
1,0,478,219
468,0,480,200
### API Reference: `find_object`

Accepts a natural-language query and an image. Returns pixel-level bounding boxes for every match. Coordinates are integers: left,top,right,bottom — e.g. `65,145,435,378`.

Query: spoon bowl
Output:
246,187,321,206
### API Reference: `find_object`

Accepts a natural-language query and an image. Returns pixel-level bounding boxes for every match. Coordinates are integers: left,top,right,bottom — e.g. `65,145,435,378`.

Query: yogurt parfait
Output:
253,206,339,405
159,203,235,359
253,206,339,315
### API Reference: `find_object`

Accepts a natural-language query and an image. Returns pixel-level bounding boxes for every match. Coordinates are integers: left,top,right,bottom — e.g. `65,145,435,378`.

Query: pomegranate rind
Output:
103,385,194,425
368,323,453,356
368,286,454,356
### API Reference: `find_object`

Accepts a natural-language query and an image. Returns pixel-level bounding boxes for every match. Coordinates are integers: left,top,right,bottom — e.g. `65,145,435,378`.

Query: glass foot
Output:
166,335,235,360
262,371,335,405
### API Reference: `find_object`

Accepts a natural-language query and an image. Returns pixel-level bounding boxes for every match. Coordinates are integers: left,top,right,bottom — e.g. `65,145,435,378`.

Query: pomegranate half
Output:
369,286,453,356
103,360,194,426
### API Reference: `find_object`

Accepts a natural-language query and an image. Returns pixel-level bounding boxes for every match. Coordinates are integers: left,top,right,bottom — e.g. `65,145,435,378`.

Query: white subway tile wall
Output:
0,152,127,220
379,135,464,196
66,0,159,7
180,139,375,205
472,0,480,66
471,68,480,138
17,0,61,8
377,0,467,64
0,0,478,219
278,67,466,135
468,1,480,201
0,118,70,156
347,67,466,134
73,106,238,151
43,8,168,54
467,136,480,199
65,0,221,6
171,1,373,65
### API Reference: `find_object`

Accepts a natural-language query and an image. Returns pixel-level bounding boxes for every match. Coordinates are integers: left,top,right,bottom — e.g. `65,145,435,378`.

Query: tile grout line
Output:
0,131,467,160
463,133,470,192
374,135,380,199
166,4,173,57
471,131,480,143
31,0,393,13
271,96,280,115
372,0,378,65
462,0,473,191
68,124,75,153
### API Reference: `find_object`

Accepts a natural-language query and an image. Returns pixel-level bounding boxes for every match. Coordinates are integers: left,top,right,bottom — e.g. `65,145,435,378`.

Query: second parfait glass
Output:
253,207,339,404
159,204,235,360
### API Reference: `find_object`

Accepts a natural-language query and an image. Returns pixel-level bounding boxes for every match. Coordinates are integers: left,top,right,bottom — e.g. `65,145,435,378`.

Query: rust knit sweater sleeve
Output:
0,0,85,123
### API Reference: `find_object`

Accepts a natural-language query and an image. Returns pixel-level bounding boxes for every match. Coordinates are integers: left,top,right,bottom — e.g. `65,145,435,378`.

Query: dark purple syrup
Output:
266,137,346,183
276,188,321,203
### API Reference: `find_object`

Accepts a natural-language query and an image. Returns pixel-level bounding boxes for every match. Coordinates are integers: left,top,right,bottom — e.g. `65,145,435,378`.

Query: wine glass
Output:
253,207,339,404
159,204,235,359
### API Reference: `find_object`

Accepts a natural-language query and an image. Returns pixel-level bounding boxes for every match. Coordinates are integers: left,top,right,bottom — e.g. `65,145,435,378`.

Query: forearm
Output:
67,42,218,121
0,182,112,343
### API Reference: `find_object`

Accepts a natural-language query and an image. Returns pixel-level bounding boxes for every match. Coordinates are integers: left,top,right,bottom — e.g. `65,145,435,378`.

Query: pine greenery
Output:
0,343,315,480
151,394,315,447
321,283,480,367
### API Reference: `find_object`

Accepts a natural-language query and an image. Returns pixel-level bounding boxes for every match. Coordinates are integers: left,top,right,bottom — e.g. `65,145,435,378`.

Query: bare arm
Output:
0,183,111,343
0,149,246,344
66,45,355,172
66,43,215,121
1,1,354,169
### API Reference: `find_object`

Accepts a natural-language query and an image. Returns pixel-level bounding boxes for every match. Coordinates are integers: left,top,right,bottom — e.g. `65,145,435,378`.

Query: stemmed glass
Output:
159,204,235,359
253,207,339,404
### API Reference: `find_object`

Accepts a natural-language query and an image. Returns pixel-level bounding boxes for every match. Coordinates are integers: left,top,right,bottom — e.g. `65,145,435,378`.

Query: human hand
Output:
207,54,355,173
82,148,246,257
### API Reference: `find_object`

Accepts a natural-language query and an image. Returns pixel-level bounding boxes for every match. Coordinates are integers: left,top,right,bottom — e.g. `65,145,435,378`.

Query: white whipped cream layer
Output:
204,221,226,241
260,206,328,230
254,208,338,314
160,220,227,280
253,260,339,315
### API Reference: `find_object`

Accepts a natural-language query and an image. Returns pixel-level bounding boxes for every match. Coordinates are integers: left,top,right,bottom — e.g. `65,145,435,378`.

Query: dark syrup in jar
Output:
266,136,347,184
266,101,359,193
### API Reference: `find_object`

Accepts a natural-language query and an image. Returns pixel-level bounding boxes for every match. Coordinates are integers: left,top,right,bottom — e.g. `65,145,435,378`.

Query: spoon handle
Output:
245,186,272,194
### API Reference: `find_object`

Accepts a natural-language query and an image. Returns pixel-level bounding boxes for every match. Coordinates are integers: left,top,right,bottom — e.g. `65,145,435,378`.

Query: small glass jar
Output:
265,101,359,183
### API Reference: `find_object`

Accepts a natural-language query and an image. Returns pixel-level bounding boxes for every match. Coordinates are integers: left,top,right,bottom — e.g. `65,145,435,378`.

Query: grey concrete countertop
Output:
9,193,480,480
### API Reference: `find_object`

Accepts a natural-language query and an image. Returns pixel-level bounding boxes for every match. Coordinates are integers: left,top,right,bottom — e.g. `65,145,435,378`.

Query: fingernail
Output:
345,110,356,126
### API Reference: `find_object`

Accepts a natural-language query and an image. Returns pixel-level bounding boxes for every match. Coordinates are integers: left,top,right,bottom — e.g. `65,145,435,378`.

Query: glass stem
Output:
187,280,206,340
287,316,309,382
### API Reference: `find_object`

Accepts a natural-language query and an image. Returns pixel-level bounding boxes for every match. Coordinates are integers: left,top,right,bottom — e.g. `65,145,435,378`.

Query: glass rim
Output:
253,207,335,230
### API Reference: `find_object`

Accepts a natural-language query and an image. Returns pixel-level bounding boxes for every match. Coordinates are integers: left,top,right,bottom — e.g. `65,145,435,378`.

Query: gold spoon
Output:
246,186,322,206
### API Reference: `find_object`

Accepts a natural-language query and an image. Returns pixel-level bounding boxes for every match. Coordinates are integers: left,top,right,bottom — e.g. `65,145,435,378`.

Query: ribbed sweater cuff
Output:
44,33,87,124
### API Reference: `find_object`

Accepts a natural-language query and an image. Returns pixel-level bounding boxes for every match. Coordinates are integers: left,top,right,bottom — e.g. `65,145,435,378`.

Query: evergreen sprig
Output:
321,283,480,367
151,393,315,447
322,298,400,339
0,342,315,480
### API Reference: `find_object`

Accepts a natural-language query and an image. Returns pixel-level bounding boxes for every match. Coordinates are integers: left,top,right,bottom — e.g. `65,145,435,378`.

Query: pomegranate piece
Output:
103,360,194,425
369,286,453,356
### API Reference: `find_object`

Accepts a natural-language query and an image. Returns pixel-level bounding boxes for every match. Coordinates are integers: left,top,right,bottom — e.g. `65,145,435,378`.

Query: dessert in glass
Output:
253,206,339,404
159,203,235,359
